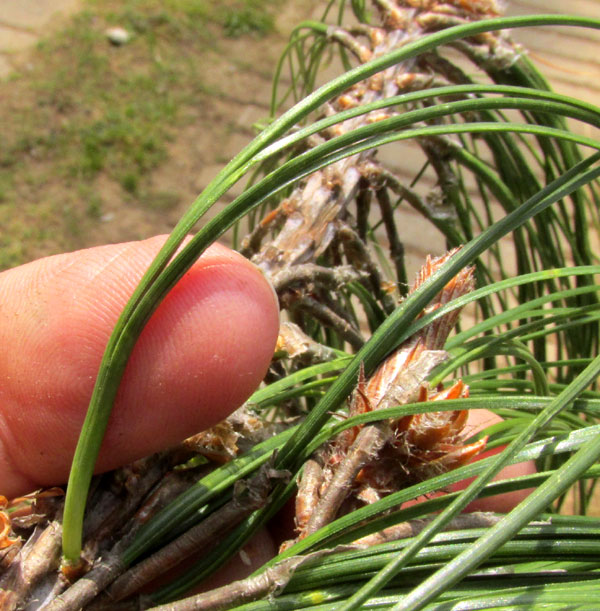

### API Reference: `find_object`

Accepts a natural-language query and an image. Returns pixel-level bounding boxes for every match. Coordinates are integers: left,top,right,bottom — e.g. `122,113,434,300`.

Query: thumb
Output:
0,236,279,497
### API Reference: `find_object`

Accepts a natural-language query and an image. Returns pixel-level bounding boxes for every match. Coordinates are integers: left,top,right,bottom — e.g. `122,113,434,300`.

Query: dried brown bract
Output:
288,250,486,545
0,496,20,551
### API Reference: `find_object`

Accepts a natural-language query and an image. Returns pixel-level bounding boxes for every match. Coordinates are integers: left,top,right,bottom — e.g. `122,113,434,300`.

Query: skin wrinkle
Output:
0,401,39,494
42,245,161,397
0,237,279,496
0,242,134,332
44,241,169,375
0,246,140,491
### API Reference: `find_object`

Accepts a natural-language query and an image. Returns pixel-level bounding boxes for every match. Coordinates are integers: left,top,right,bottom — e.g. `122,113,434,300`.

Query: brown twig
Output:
303,423,389,537
272,263,367,294
352,512,503,546
294,458,324,534
0,520,63,611
144,546,357,611
103,462,290,603
292,295,365,350
42,532,134,611
145,556,307,611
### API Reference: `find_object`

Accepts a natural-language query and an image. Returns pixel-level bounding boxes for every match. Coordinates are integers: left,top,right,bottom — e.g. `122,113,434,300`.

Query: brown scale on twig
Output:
286,249,487,547
239,0,516,350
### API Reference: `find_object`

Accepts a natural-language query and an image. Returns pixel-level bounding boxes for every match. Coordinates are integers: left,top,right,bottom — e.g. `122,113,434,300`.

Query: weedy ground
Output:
0,0,314,269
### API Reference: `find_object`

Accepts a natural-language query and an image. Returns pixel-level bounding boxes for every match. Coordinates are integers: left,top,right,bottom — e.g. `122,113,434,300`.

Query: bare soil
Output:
0,1,320,267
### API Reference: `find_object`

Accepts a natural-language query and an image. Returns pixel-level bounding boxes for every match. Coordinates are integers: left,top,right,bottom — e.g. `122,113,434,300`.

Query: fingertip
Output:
0,237,279,496
100,244,280,467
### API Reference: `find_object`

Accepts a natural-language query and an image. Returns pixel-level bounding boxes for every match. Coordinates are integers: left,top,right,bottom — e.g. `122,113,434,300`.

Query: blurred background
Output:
0,0,598,271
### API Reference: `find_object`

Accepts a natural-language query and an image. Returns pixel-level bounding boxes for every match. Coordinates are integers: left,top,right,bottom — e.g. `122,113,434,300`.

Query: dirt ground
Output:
0,1,322,267
87,2,321,248
2,0,599,270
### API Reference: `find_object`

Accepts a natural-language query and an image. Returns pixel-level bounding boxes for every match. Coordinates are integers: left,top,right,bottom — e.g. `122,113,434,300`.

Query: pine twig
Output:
42,532,134,611
143,514,504,611
103,462,290,603
303,423,389,537
292,295,365,349
0,520,63,611
352,512,503,546
145,556,308,611
272,263,367,294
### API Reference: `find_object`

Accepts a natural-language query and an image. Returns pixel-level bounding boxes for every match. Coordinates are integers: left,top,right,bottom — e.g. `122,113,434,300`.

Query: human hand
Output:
0,236,280,498
0,238,534,505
